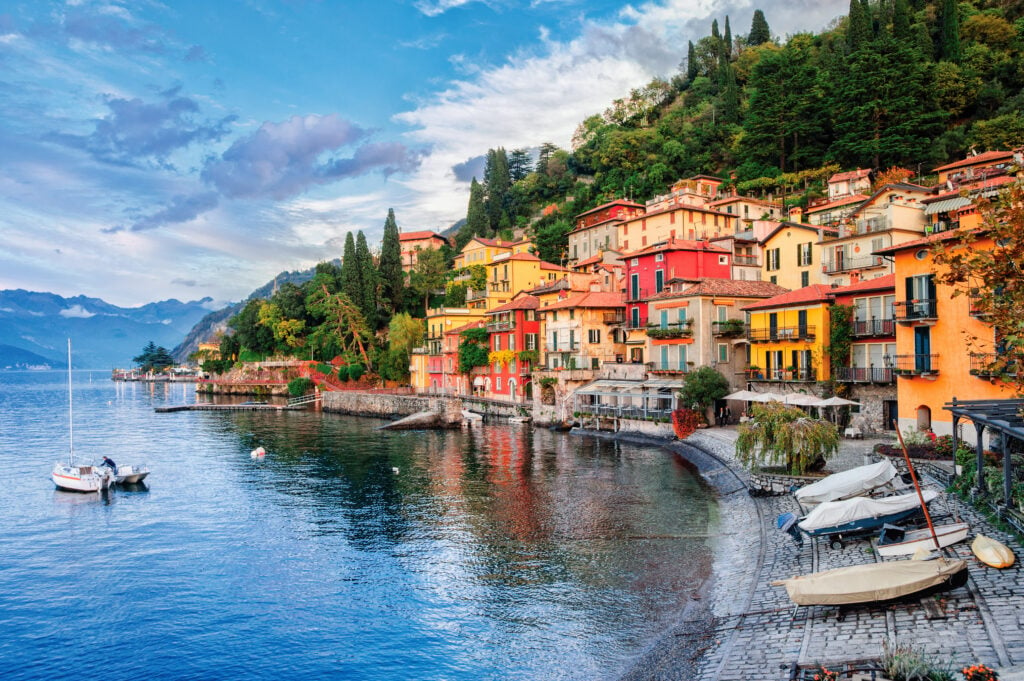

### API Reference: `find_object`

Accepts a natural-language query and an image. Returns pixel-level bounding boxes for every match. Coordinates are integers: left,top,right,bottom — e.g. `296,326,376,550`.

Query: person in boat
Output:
101,456,117,470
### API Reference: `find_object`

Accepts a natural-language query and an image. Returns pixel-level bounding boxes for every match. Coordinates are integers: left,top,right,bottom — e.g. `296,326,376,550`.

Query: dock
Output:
154,403,307,413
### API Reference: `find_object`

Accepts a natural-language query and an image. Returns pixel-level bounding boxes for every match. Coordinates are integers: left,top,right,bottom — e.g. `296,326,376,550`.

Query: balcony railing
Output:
762,367,817,382
894,300,938,322
486,320,514,332
645,322,694,340
465,288,488,301
603,312,626,325
834,366,894,383
488,280,511,293
822,255,886,274
624,316,649,331
712,320,747,337
646,362,689,374
545,342,579,352
747,326,816,343
889,354,939,375
851,318,895,337
626,288,650,303
968,291,990,317
970,353,1018,378
733,255,760,266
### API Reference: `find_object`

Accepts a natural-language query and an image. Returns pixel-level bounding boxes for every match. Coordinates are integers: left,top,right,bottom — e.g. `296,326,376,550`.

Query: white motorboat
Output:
875,521,971,557
794,460,902,506
51,340,115,493
114,464,150,485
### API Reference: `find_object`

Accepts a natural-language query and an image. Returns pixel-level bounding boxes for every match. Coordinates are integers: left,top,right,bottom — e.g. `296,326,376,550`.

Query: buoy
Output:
250,446,266,459
392,467,400,474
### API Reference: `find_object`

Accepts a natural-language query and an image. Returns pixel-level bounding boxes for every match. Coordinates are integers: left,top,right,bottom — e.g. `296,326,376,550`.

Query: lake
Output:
0,371,717,680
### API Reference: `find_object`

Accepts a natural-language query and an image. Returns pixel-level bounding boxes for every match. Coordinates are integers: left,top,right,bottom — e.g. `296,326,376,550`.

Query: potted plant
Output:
747,365,763,379
785,365,797,380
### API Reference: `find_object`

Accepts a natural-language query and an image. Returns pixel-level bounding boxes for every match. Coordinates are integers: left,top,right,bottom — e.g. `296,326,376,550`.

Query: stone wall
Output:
460,396,525,418
322,392,461,421
848,383,897,434
747,469,826,496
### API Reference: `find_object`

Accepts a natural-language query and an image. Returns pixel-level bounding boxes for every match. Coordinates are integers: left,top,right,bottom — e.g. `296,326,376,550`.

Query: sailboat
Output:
51,339,115,493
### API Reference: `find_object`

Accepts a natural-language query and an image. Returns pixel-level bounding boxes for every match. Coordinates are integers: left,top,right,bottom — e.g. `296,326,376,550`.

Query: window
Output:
678,345,687,370
526,310,535,321
630,273,639,300
526,334,537,350
770,275,777,284
588,329,600,344
797,242,813,266
550,333,558,351
719,255,728,265
630,258,639,266
801,271,809,287
631,306,640,328
718,343,729,363
569,308,575,320
766,248,781,271
494,362,501,373
510,359,516,373
552,311,558,321
655,269,665,293
494,336,501,351
508,335,515,351
655,252,664,262
716,306,727,322
591,357,600,369
678,308,688,324
660,310,668,329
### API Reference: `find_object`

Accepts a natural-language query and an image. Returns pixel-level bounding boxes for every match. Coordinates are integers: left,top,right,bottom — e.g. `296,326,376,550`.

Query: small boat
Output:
779,490,939,548
794,460,902,506
508,416,531,424
876,521,970,557
250,446,266,459
971,534,1015,568
772,557,968,606
51,339,115,493
114,464,150,485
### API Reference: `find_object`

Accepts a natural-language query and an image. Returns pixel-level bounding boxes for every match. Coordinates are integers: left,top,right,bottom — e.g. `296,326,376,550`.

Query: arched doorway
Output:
916,405,931,431
508,378,517,401
524,380,533,400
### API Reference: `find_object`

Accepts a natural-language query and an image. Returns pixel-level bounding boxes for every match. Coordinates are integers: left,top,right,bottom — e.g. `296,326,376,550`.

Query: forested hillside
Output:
452,0,1024,263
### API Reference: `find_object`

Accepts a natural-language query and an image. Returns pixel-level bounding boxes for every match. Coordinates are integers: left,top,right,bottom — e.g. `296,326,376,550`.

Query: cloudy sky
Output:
0,0,846,307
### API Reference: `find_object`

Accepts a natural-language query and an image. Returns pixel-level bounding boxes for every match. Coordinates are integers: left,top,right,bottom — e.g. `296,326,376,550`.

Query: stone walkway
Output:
672,427,1024,681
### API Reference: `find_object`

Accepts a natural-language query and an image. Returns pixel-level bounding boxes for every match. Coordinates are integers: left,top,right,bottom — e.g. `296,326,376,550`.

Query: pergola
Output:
944,397,1024,512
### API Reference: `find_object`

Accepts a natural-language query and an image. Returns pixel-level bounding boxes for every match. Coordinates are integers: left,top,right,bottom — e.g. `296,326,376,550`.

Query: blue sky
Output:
0,0,847,307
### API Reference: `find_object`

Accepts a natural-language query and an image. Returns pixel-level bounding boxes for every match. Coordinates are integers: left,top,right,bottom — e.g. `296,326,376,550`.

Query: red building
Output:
619,239,732,330
483,295,541,403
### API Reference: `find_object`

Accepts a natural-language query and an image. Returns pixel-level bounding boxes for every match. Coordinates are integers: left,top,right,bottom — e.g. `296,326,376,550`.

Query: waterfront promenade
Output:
659,427,1024,681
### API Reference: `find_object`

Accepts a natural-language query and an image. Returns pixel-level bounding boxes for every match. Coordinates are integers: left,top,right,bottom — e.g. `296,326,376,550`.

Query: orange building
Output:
399,230,449,271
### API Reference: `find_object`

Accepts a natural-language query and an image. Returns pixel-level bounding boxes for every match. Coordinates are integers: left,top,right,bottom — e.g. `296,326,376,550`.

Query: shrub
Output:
287,377,314,396
336,365,350,382
736,402,839,475
881,639,955,681
348,363,364,381
671,408,704,439
239,349,264,363
315,363,334,376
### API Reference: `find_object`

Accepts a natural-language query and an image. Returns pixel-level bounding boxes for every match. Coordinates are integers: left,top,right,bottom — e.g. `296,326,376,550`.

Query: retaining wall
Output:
322,392,461,420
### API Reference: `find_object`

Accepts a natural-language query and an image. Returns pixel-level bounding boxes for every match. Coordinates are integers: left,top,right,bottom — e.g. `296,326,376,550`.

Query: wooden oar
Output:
893,421,941,551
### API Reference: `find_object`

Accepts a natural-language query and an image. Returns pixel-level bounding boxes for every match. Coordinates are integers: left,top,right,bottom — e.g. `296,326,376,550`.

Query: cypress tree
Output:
724,16,732,59
940,0,961,62
847,0,871,51
458,177,487,250
508,149,532,182
686,40,698,81
748,9,771,46
483,148,511,236
378,208,404,315
892,0,910,39
340,231,360,310
711,19,720,43
354,231,378,328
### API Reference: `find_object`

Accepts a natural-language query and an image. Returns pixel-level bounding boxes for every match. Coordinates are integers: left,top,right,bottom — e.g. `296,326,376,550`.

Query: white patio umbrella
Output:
785,393,825,406
749,391,785,403
817,396,861,408
723,389,759,401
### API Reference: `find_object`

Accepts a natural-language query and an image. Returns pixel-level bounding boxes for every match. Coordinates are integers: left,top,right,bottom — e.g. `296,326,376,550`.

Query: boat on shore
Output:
772,557,968,606
875,521,970,557
779,490,939,548
972,534,1015,568
794,460,903,506
52,339,115,493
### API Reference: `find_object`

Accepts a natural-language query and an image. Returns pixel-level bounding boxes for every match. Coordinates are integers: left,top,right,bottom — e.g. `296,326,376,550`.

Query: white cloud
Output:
60,304,95,318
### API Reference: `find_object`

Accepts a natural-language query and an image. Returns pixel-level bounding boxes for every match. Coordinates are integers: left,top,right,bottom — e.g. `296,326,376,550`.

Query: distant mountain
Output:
0,290,216,369
0,343,59,370
170,262,341,363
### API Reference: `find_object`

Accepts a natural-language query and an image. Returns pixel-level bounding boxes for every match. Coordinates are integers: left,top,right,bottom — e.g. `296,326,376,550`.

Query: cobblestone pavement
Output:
676,427,1024,681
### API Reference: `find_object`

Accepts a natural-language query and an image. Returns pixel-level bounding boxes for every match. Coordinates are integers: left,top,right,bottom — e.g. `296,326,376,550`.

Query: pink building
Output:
399,231,449,271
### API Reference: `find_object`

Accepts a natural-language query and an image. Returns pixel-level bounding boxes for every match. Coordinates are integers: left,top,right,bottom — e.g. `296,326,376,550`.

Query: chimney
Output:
789,206,804,222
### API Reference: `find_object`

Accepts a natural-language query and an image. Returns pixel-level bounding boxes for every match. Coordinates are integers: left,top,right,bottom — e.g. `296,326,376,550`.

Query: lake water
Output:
0,371,717,680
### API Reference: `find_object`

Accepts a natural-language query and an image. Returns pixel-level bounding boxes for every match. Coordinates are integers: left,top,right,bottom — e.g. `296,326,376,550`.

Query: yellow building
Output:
466,253,568,312
742,285,835,385
452,236,533,269
539,291,627,370
409,348,430,392
423,307,487,355
759,222,835,290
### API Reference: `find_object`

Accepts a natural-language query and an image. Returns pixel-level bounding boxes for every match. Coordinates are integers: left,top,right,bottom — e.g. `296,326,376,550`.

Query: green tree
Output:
483,148,511,235
409,247,447,312
532,217,572,265
686,40,698,80
723,15,732,59
508,148,533,182
748,9,771,46
458,178,487,250
846,0,871,51
229,298,275,356
677,366,730,415
340,231,361,315
940,0,961,63
355,231,378,328
457,327,490,374
736,402,840,475
378,208,404,315
305,284,371,368
133,341,175,371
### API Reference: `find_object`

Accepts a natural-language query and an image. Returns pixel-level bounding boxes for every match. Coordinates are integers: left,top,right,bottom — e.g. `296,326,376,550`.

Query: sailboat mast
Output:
894,421,940,550
67,338,74,466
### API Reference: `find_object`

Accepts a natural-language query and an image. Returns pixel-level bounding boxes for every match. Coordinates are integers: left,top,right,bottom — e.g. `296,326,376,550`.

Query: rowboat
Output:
779,490,939,548
971,534,1015,568
772,557,968,606
794,460,901,506
875,521,970,557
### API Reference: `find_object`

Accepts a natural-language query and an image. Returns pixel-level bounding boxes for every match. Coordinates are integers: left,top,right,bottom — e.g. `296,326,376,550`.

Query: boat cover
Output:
774,557,966,606
798,490,938,533
795,460,898,505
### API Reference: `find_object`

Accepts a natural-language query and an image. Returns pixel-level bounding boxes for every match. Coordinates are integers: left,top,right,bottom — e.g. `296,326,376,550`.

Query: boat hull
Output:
52,464,113,492
773,557,967,606
115,465,150,484
875,522,970,557
972,534,1015,568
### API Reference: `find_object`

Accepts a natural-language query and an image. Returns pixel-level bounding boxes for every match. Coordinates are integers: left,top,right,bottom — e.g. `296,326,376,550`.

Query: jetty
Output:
155,394,320,413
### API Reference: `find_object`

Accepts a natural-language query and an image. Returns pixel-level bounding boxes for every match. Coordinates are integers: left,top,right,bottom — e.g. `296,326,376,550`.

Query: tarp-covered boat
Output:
772,557,967,606
794,460,900,506
779,490,939,547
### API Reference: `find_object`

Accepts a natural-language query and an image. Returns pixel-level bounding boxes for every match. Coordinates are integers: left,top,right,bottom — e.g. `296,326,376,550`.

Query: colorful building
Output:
567,200,643,264
539,291,626,370
452,236,533,270
617,176,738,253
710,230,762,281
819,183,931,287
482,295,541,403
759,222,835,290
466,253,568,312
707,193,782,227
398,230,449,271
742,284,835,386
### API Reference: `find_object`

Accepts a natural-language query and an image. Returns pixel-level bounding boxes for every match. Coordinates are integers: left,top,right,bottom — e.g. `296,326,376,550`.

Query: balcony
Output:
624,316,649,331
749,367,817,382
712,320,747,337
821,216,891,241
465,288,488,301
626,287,650,303
822,255,886,274
488,279,511,293
894,300,938,323
968,290,990,318
851,318,895,338
603,312,626,325
889,354,939,376
486,320,514,332
834,366,894,383
733,255,760,266
645,322,694,340
970,353,1018,378
646,362,689,375
747,326,816,343
545,341,580,353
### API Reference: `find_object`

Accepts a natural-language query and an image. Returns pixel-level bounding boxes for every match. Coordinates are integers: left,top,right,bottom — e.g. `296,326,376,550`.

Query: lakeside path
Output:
642,427,1024,681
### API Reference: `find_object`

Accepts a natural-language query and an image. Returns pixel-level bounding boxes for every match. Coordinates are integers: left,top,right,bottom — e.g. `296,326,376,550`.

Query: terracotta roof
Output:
399,230,446,242
540,261,568,271
486,295,539,314
933,150,1015,173
525,279,574,295
805,194,869,214
873,228,982,255
923,174,1016,203
445,320,485,336
503,252,540,262
573,254,604,267
831,273,895,296
541,291,625,311
759,221,837,245
617,238,730,259
740,284,835,311
679,278,791,298
829,169,872,183
573,199,644,220
470,237,530,248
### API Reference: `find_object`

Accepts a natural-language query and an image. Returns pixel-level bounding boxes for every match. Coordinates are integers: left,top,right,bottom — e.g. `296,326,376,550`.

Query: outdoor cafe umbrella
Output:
749,392,786,403
723,390,759,401
817,395,861,424
784,393,825,406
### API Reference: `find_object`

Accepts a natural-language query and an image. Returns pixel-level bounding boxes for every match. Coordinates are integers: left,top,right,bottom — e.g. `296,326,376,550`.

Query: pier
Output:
155,394,320,413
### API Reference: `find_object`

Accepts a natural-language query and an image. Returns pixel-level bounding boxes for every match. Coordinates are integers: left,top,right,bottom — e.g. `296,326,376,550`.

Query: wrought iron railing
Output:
851,318,895,337
747,326,816,342
894,299,938,322
889,354,939,375
834,366,894,383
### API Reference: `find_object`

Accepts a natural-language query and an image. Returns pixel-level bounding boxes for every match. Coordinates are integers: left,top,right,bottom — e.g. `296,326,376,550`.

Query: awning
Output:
643,379,686,390
473,376,485,387
576,379,646,396
923,196,972,215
